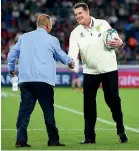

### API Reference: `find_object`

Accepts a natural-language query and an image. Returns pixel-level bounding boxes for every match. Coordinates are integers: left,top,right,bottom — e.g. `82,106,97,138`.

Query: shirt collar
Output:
83,17,95,29
37,27,48,33
88,17,93,28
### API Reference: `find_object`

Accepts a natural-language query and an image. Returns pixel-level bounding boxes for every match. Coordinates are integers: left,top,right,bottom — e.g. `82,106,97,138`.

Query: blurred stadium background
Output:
1,0,139,64
1,0,139,150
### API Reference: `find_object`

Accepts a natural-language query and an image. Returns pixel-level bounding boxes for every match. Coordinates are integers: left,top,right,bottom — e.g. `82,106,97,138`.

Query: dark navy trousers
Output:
83,70,125,141
16,82,59,145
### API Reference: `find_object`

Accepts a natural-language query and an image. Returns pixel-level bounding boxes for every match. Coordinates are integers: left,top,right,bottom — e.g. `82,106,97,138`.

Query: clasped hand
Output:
68,60,75,69
106,38,123,48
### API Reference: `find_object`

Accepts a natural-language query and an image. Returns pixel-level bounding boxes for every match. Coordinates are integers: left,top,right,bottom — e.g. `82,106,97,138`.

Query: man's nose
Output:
76,14,80,18
77,16,81,20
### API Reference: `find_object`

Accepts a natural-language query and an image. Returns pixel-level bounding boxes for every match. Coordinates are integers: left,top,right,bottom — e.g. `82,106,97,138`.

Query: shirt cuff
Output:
68,58,73,65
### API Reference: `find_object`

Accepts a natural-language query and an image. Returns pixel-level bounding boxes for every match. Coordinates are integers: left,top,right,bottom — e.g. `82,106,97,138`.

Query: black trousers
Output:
83,70,125,141
16,82,59,145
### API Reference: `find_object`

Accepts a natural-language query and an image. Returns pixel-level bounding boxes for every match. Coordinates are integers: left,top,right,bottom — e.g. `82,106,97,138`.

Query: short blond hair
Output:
36,14,51,27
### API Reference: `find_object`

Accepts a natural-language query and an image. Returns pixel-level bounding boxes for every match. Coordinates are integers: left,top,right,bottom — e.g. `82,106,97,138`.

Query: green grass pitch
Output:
1,87,139,150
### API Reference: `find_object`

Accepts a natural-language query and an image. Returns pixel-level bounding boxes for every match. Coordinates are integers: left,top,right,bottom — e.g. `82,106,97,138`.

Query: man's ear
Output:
46,25,49,30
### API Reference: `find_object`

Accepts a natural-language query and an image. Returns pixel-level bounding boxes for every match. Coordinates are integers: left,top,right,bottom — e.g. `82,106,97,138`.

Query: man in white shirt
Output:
68,3,128,144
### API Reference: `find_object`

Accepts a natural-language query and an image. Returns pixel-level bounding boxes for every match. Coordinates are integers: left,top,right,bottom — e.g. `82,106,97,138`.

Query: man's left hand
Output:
106,38,123,48
9,71,17,77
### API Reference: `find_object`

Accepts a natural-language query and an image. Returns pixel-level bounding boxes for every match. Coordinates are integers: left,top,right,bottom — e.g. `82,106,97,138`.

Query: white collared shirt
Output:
68,17,118,74
84,17,94,37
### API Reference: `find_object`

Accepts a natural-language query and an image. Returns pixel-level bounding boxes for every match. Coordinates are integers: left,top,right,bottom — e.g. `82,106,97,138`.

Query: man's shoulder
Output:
20,31,35,38
95,18,109,27
95,18,108,25
20,30,57,43
71,25,83,35
49,35,59,42
94,18,111,30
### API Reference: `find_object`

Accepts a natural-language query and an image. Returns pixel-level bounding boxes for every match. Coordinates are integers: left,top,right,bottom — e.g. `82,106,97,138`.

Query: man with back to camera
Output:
68,3,128,144
7,14,75,148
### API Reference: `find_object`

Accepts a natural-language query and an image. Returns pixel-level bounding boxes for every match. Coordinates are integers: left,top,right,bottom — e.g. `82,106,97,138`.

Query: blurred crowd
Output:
1,0,139,64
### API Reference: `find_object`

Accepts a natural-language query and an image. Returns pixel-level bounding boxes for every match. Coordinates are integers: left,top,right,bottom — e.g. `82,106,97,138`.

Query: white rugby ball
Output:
103,28,118,51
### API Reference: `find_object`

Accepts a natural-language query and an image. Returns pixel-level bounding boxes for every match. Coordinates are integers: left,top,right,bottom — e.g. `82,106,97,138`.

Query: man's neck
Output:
38,25,47,31
84,17,92,28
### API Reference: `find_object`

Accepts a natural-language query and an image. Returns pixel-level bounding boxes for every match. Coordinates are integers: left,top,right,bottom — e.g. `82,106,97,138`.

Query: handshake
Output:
68,60,75,69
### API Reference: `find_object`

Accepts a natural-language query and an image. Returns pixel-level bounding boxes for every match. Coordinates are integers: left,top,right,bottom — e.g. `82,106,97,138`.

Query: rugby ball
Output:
103,28,118,51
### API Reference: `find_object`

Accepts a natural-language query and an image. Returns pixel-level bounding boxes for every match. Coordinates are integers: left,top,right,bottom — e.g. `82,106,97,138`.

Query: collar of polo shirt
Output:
83,17,95,30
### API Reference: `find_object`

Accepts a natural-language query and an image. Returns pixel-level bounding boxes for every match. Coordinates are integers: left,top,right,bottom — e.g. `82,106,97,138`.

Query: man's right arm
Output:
53,37,75,68
68,32,79,63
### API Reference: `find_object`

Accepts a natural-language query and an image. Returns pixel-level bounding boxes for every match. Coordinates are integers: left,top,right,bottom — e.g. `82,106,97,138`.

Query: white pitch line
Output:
55,104,139,133
2,92,19,97
3,92,139,133
2,128,116,131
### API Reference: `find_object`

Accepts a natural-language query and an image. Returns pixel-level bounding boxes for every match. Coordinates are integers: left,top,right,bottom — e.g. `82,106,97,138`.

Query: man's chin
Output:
78,21,84,25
